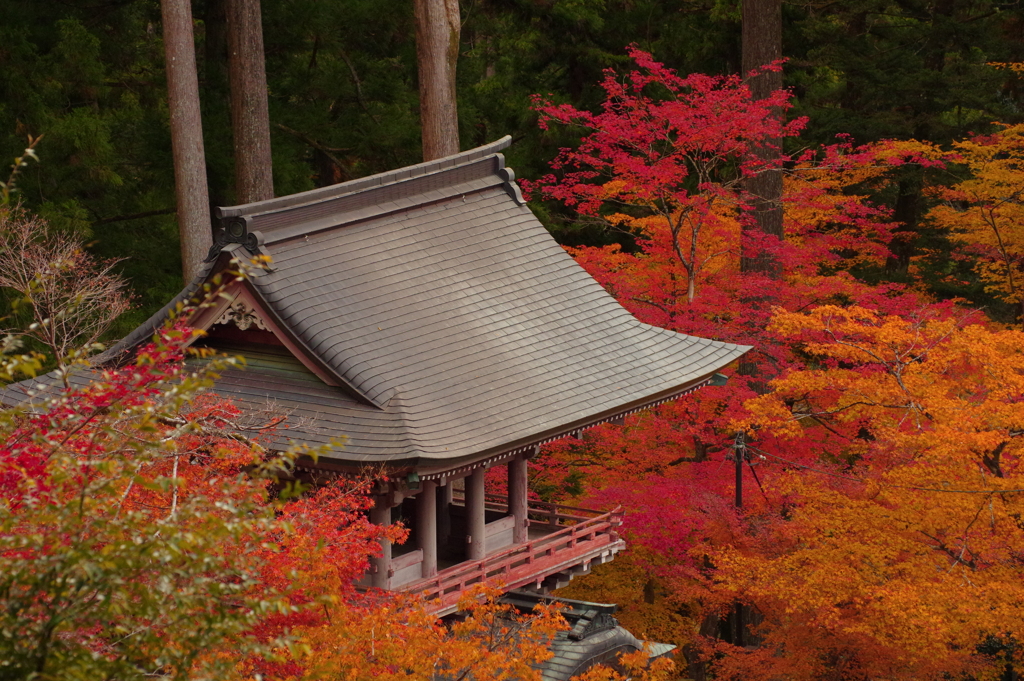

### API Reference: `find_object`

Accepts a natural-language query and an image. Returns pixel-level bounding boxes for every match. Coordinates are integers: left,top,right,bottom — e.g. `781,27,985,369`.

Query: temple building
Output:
2,138,748,618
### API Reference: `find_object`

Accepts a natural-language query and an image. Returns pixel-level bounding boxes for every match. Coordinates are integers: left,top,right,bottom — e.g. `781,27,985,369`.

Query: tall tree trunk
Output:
414,0,461,161
740,0,783,277
226,0,274,203
162,0,212,283
885,171,923,274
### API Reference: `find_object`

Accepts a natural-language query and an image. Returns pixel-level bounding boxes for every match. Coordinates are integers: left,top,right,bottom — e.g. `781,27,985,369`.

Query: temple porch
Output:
398,495,624,616
360,452,624,616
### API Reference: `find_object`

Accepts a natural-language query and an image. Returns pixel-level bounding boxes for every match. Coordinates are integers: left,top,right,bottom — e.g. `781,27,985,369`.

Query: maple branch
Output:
114,461,145,519
699,247,734,269
819,320,888,366
805,413,854,441
628,296,671,314
46,401,110,461
169,453,179,518
919,528,980,572
980,203,1021,309
791,400,910,421
750,445,1024,495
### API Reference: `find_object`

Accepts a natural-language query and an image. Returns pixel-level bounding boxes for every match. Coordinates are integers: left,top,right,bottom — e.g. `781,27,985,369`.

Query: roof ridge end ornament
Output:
494,154,525,206
205,215,274,267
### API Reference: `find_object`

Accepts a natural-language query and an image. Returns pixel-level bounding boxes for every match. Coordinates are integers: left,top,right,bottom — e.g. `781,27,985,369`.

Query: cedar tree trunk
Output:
161,0,212,283
740,0,783,277
414,0,461,161
226,0,274,203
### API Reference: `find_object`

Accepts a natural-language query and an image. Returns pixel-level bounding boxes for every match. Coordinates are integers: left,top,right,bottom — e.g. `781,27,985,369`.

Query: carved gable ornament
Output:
213,299,269,331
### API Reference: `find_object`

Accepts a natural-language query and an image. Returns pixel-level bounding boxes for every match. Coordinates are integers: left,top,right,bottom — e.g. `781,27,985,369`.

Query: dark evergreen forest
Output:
1,0,1022,328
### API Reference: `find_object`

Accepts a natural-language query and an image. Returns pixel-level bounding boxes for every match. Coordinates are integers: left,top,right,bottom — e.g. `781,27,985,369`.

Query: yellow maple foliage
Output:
572,648,676,681
928,123,1024,321
556,550,699,650
723,306,1024,679
286,585,568,681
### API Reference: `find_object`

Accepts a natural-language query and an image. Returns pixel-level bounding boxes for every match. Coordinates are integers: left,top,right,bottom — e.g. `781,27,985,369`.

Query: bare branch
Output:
0,209,133,385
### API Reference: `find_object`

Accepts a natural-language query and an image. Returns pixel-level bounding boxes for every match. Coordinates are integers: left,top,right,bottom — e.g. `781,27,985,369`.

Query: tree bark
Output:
162,0,212,283
885,172,923,274
413,0,461,161
226,0,274,203
740,0,783,276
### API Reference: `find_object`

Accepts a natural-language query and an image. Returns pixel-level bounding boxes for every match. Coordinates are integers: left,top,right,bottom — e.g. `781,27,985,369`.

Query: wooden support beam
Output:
466,468,486,560
437,479,452,548
370,495,393,589
417,480,438,578
508,454,528,544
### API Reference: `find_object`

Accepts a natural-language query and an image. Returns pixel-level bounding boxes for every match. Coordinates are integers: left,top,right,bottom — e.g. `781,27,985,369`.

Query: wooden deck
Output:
397,496,625,616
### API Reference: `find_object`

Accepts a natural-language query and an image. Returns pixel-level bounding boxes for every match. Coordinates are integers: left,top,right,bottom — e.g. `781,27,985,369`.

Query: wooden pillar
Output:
437,479,452,549
370,495,393,589
508,454,528,544
466,468,486,560
417,480,438,578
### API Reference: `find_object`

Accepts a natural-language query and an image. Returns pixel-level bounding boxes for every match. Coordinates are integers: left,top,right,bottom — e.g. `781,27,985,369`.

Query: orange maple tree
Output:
928,123,1024,322
708,306,1024,679
287,585,567,681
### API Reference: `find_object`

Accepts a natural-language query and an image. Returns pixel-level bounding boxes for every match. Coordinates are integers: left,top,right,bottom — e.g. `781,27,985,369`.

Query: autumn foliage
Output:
928,123,1024,321
533,49,1024,679
711,307,1024,679
0,317,564,680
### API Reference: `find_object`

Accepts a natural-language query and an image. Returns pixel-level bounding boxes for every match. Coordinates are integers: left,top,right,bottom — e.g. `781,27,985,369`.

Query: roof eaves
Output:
293,353,751,475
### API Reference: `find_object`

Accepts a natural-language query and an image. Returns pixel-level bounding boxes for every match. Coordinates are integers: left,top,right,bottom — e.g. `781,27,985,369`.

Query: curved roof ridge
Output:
214,136,513,222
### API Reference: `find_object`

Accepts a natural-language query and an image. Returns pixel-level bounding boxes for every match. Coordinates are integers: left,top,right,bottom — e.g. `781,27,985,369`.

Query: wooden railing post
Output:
398,501,626,613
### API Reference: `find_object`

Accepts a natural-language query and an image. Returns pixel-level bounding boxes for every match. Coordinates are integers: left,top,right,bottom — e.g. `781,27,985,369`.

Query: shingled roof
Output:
2,138,749,476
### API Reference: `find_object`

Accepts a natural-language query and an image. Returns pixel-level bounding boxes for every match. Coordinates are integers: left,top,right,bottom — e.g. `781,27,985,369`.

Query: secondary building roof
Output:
2,138,749,477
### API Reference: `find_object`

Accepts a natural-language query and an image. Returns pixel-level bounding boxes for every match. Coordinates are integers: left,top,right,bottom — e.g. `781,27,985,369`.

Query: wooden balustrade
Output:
400,504,624,612
389,549,425,588
451,491,610,527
